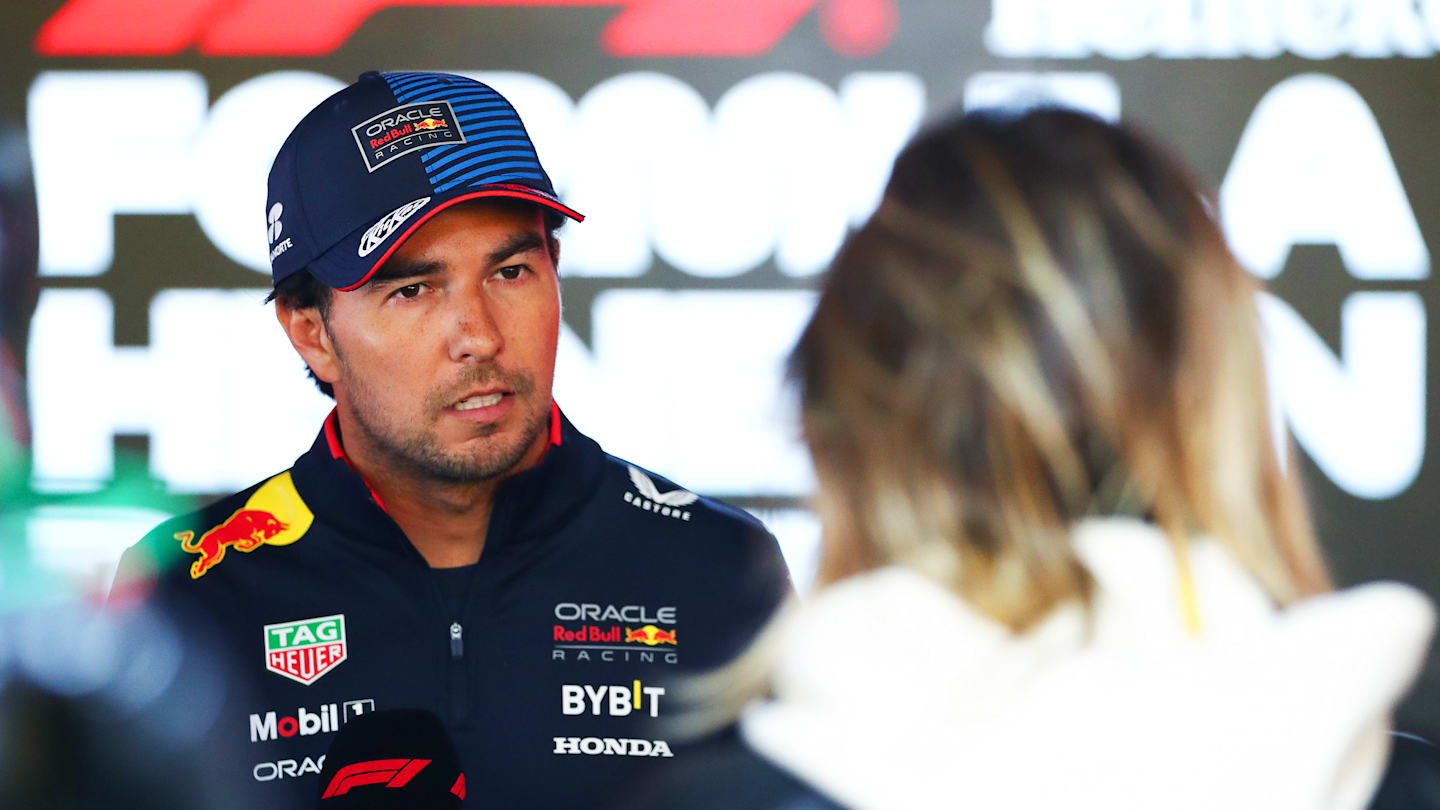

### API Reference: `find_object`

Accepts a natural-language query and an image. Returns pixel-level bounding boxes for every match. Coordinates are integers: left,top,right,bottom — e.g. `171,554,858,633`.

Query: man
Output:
121,71,791,809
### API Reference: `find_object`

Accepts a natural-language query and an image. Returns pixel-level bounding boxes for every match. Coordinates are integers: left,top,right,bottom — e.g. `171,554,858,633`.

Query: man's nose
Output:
447,289,503,362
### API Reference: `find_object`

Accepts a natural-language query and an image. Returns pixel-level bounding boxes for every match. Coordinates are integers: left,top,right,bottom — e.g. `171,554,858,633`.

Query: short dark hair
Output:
265,204,565,399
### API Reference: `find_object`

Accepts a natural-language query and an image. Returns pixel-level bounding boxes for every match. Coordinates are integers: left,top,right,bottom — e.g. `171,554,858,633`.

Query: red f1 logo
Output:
320,758,430,799
36,0,897,59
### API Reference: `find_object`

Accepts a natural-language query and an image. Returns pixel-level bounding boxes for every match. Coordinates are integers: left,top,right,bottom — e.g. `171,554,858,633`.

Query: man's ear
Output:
275,301,341,388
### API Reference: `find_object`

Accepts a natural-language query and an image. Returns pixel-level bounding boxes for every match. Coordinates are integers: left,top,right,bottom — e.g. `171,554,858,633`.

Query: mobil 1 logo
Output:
249,699,375,743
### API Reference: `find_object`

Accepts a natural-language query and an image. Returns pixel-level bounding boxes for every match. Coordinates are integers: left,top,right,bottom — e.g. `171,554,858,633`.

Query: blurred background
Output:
1,0,1438,732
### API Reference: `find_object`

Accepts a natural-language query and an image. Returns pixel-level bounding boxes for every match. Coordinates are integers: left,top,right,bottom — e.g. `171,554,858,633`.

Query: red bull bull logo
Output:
173,470,313,578
625,624,677,646
414,117,447,131
176,510,288,578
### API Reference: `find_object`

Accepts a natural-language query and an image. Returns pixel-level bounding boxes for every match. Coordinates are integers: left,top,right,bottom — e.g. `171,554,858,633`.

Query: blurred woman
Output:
629,108,1436,809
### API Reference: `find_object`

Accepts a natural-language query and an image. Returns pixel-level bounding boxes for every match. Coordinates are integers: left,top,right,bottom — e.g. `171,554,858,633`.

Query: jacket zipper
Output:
449,620,466,723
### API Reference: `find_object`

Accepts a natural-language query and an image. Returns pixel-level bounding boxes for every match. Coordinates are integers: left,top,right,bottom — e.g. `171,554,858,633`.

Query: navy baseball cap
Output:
266,71,583,291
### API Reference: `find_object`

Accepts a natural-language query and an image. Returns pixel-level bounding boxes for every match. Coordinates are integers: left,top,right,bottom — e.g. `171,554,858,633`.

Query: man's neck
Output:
363,466,499,568
332,416,549,568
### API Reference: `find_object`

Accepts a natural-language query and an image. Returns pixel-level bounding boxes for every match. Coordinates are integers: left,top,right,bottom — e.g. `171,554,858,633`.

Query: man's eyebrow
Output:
363,258,443,289
487,231,546,266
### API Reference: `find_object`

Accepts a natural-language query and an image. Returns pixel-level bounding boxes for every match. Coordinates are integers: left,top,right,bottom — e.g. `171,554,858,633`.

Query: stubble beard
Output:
343,361,550,486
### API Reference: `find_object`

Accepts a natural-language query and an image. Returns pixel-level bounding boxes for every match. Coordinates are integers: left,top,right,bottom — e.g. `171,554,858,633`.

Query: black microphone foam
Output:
316,708,465,809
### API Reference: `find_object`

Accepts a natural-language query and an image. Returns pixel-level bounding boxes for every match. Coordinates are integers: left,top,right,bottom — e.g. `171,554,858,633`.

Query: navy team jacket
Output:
123,405,791,809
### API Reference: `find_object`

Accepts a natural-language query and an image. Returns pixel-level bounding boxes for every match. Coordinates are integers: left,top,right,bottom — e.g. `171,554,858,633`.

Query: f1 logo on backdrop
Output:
36,0,899,58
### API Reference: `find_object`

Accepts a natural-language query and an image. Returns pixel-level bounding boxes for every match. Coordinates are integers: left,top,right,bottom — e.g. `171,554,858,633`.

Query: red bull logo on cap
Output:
352,101,463,172
174,471,313,578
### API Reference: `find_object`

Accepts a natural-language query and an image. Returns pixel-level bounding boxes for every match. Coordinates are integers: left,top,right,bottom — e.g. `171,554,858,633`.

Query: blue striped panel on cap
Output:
382,72,549,195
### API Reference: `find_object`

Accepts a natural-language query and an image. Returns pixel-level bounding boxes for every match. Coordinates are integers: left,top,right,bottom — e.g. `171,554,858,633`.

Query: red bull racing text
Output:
552,602,681,664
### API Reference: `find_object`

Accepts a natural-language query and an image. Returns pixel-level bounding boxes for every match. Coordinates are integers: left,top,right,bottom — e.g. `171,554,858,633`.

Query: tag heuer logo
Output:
264,614,347,685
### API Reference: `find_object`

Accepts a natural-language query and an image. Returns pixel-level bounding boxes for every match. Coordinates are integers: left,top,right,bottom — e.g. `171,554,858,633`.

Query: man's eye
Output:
394,283,424,299
497,265,526,281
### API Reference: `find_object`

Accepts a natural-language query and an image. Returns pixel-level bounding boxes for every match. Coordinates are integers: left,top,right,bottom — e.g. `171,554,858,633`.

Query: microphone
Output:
316,708,466,809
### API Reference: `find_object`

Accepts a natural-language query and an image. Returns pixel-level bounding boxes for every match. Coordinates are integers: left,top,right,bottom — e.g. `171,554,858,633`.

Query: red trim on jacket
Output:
322,402,560,500
322,408,388,512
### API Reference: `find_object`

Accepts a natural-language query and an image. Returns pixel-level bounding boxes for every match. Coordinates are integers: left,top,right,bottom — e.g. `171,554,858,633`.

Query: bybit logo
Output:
561,680,665,718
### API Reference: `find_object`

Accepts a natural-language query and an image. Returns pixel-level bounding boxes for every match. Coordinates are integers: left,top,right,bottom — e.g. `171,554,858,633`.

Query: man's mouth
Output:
454,392,505,411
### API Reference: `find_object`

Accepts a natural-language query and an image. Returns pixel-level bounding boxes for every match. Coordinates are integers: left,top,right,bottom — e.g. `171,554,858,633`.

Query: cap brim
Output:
308,186,584,291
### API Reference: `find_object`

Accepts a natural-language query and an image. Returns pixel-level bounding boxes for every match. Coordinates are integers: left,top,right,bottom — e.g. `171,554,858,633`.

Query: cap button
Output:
357,70,382,82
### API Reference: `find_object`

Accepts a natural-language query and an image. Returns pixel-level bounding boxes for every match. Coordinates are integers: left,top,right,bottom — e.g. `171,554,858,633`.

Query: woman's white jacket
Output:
741,518,1436,810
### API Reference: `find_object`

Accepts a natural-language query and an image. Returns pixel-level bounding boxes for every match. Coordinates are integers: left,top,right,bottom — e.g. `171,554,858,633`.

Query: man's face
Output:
322,200,560,484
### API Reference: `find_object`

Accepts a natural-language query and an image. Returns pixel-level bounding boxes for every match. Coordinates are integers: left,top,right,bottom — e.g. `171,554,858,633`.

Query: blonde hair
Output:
676,109,1330,735
794,109,1328,630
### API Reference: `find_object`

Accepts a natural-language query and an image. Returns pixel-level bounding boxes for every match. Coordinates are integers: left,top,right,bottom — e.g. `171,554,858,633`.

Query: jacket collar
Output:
290,402,605,559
